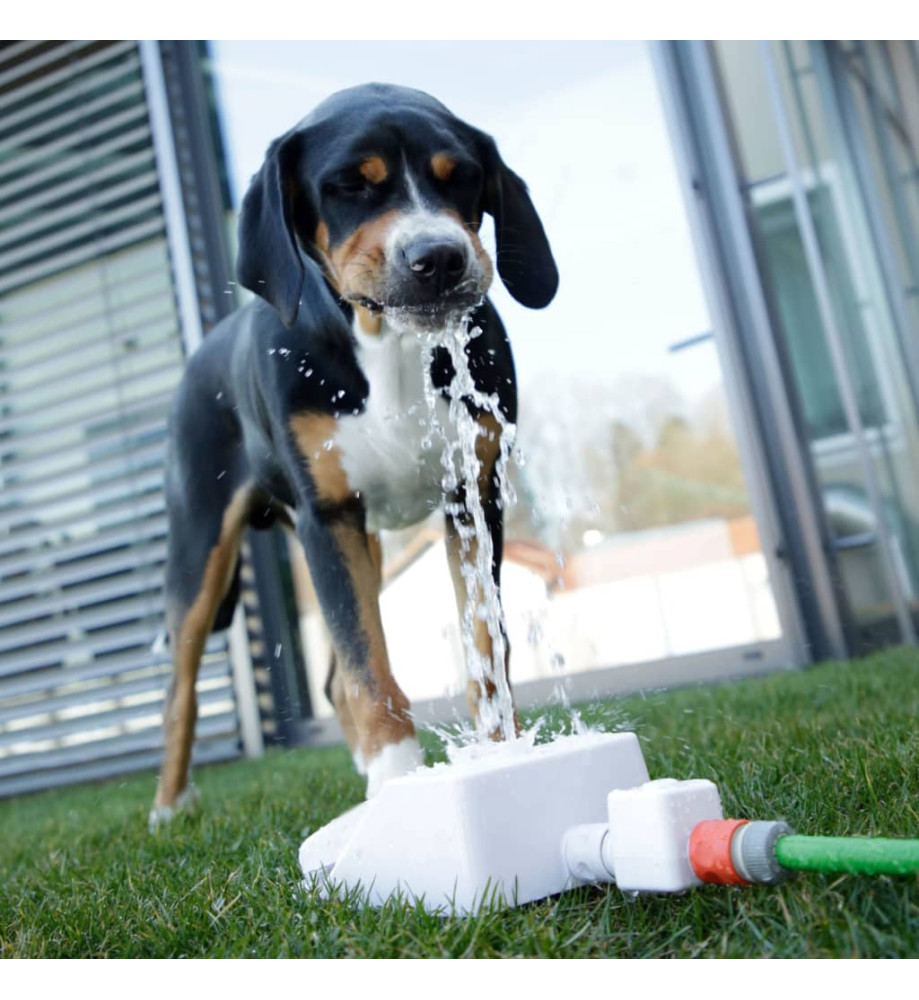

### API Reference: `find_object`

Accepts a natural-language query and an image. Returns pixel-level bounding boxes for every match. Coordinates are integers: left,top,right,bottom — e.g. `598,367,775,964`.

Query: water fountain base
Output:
299,731,650,914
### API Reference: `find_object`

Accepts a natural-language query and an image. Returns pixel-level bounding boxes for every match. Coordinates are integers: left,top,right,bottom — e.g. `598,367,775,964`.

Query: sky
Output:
208,41,723,412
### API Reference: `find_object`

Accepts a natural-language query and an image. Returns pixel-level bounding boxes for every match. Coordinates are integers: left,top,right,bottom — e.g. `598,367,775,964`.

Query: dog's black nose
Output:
402,238,467,289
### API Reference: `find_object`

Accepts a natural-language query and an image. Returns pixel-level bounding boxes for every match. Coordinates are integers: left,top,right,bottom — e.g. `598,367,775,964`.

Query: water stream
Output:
420,314,519,743
420,313,593,748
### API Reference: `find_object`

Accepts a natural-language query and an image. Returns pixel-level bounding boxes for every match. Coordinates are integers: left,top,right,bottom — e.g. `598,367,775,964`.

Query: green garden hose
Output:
774,834,919,877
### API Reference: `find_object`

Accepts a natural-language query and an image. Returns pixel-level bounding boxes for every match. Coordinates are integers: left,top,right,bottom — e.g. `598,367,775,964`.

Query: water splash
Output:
420,314,517,743
546,647,588,738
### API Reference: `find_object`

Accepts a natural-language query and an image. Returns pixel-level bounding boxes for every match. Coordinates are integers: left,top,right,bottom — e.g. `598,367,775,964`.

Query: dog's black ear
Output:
475,132,559,309
237,132,323,328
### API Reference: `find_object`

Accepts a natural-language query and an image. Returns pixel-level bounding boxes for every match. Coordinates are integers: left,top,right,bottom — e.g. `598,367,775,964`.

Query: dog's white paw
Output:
148,783,201,832
365,737,425,798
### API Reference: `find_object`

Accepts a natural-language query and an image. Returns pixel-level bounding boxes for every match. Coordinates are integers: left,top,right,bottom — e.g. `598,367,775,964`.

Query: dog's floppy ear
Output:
237,131,327,328
474,131,559,309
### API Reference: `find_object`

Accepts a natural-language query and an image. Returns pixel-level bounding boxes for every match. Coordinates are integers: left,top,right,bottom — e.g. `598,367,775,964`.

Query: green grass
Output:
2,648,918,958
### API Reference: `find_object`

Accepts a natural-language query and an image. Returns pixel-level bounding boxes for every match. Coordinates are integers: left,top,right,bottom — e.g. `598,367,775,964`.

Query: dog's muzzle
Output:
378,214,488,325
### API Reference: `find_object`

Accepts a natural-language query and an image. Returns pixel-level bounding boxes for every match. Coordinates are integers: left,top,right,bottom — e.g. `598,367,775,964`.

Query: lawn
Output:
2,648,918,958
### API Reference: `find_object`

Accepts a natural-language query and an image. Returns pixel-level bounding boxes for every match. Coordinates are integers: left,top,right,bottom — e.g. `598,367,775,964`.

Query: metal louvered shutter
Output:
0,41,242,797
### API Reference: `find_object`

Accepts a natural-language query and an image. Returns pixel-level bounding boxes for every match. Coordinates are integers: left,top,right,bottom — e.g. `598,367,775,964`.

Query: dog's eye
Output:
324,174,373,199
434,161,481,198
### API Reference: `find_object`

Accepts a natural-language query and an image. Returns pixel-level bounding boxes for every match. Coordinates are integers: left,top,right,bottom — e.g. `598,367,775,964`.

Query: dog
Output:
149,83,558,827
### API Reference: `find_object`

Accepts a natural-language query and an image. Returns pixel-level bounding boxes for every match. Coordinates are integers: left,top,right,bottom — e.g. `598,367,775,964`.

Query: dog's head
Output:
237,83,558,331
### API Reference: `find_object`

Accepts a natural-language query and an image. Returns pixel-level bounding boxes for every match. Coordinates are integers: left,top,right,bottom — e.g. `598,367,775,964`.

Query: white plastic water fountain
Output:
299,730,733,914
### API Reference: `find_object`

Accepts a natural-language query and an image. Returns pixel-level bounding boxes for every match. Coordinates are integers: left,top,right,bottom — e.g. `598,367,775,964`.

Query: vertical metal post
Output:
228,605,265,757
138,41,204,357
759,41,917,646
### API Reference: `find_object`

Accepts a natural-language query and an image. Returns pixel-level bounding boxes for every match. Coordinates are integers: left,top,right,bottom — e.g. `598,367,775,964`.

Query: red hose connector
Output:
689,818,751,885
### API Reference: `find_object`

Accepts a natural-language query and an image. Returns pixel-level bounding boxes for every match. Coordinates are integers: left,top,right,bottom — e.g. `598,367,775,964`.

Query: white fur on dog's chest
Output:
335,324,456,532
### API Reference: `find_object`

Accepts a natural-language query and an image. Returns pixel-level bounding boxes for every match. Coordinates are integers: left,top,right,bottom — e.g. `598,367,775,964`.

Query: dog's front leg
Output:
288,414,422,794
298,506,422,795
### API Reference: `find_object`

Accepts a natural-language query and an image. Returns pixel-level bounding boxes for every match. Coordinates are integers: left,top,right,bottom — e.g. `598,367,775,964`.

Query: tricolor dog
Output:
150,83,558,827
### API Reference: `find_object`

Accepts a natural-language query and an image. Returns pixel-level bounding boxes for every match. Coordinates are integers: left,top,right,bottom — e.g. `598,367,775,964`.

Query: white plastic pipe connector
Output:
562,823,616,885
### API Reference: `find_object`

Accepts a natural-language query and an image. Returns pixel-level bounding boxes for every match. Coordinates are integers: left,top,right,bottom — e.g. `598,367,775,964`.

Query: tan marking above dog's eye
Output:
431,153,456,182
359,156,388,184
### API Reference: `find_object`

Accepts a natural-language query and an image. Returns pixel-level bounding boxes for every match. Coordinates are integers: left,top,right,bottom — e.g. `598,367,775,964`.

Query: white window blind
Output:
0,41,242,796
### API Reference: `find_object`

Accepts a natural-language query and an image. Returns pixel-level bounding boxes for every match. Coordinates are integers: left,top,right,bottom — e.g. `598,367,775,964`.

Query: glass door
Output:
711,40,919,653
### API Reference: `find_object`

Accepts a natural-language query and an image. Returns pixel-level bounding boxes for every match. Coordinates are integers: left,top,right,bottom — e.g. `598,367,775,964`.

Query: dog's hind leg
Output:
150,482,254,828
